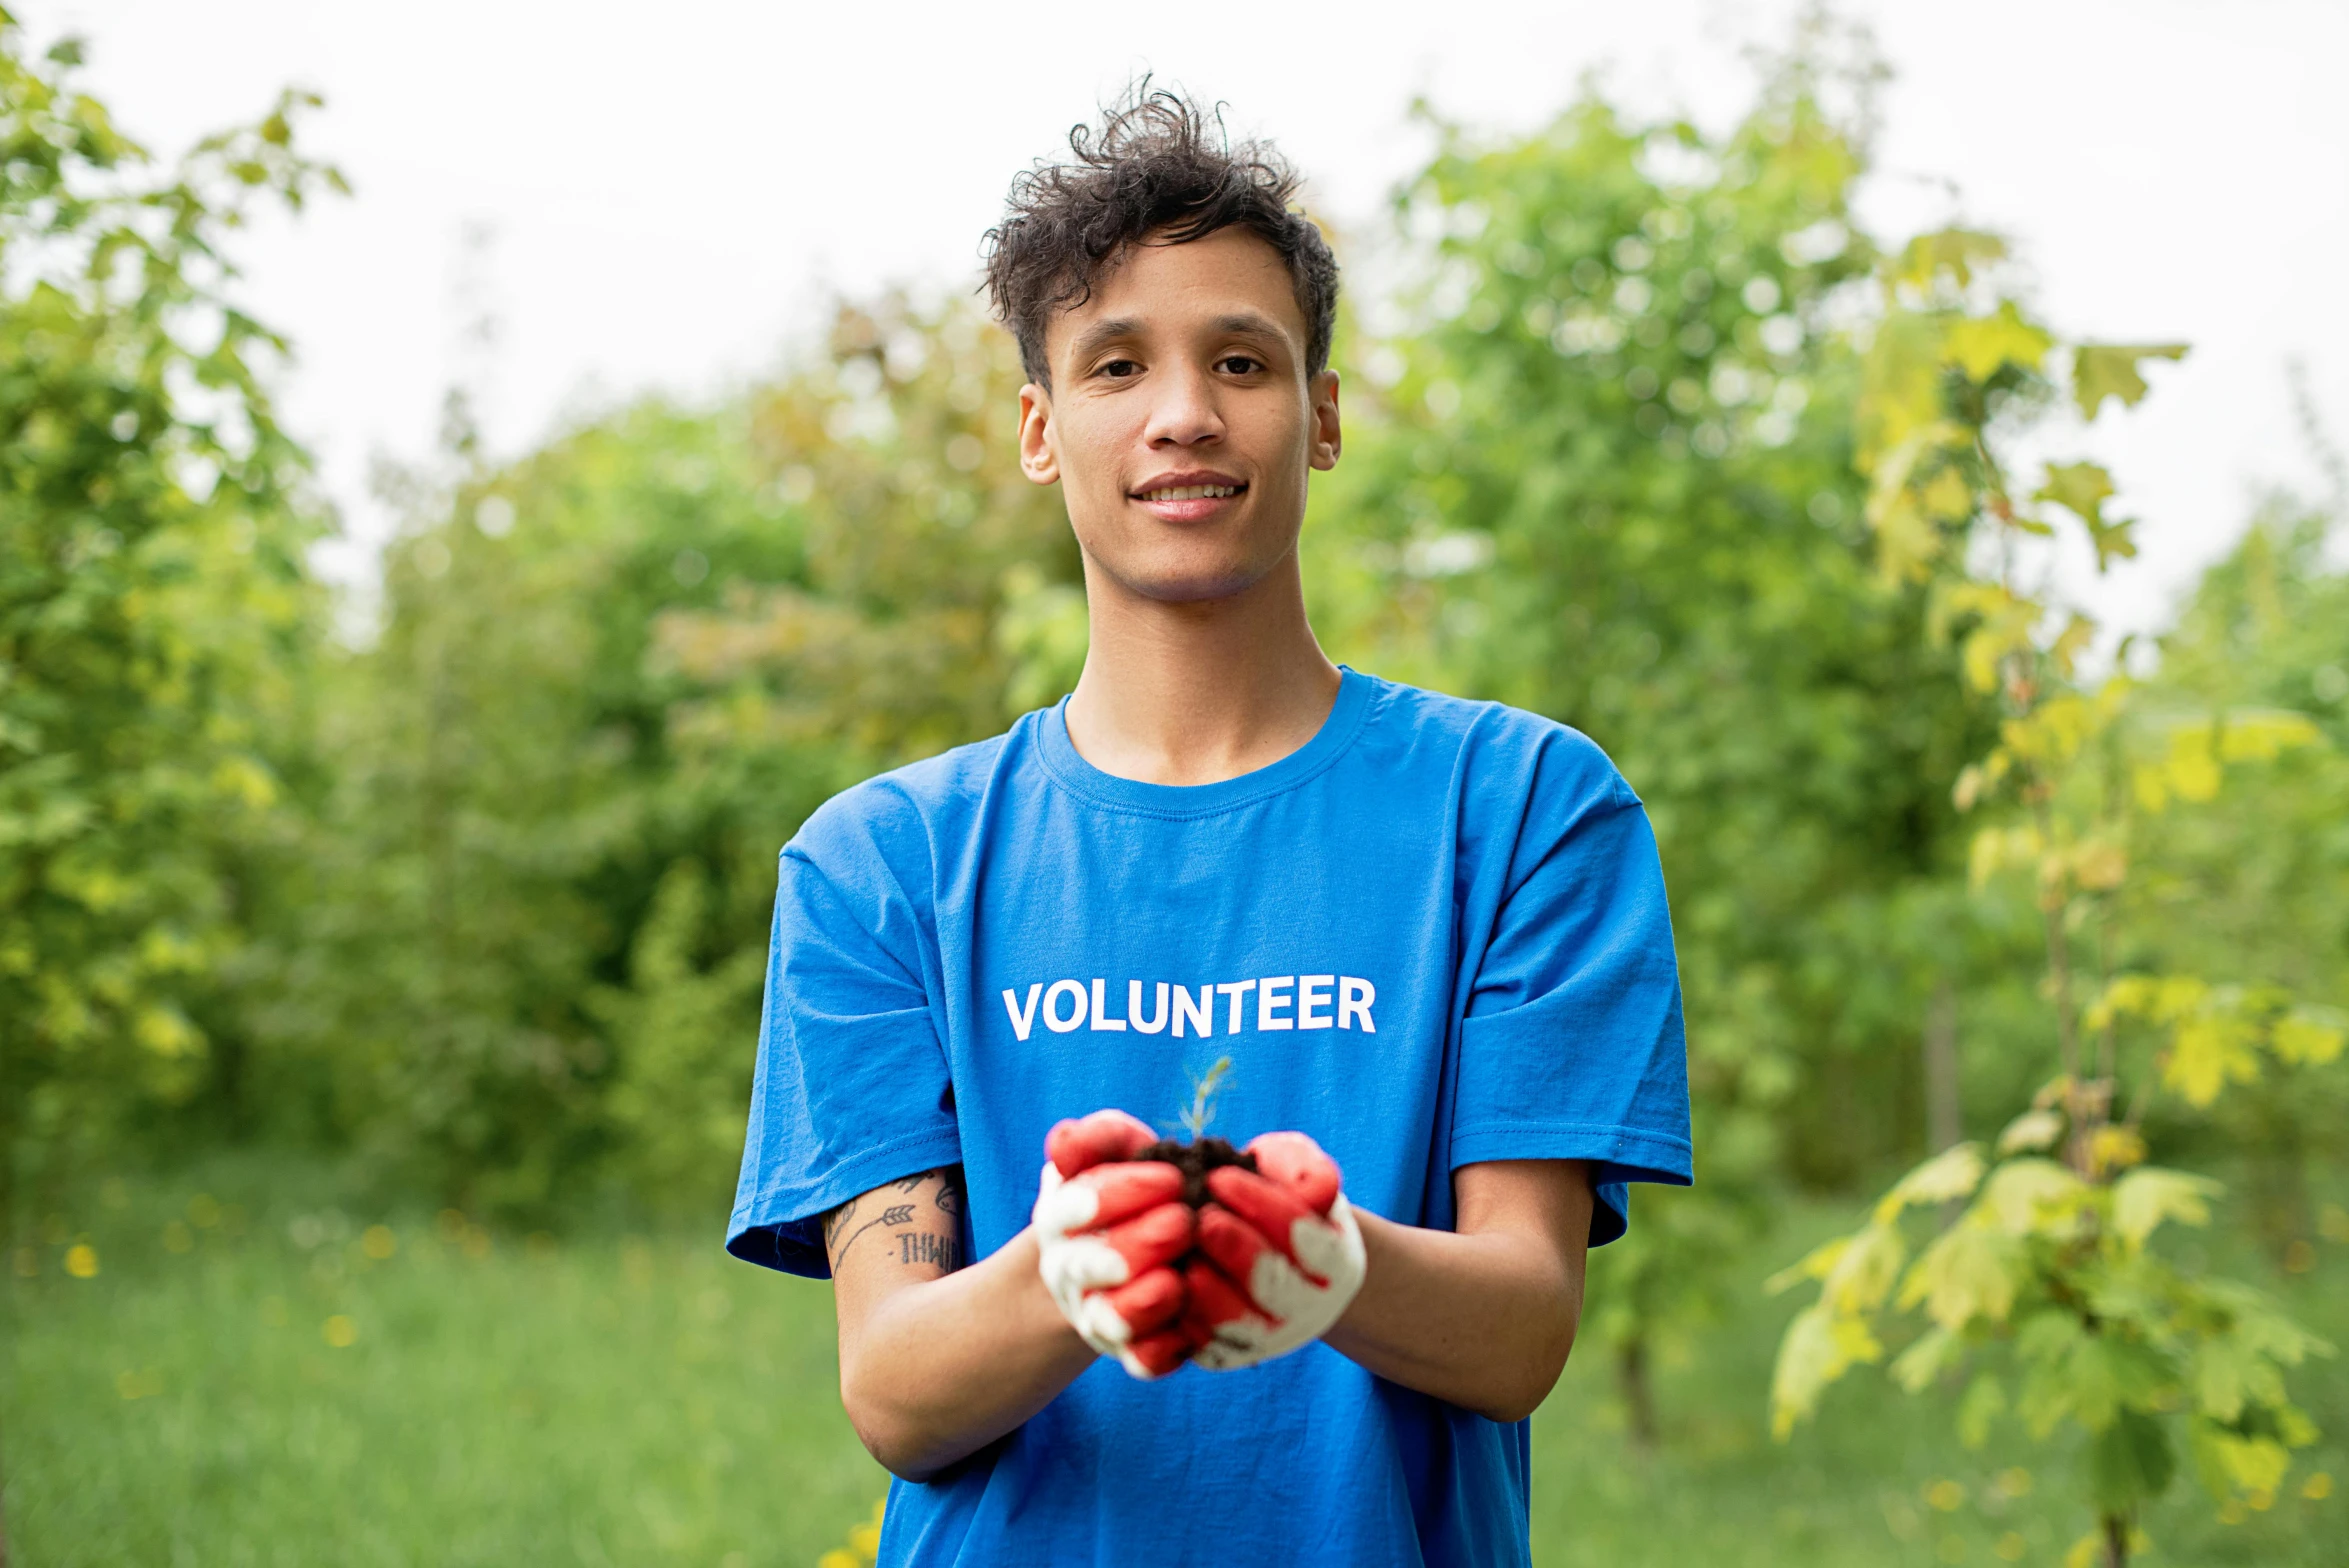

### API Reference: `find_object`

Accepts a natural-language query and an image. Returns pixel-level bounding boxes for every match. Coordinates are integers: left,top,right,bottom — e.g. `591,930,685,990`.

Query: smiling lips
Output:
1140,484,1241,500
1131,473,1247,522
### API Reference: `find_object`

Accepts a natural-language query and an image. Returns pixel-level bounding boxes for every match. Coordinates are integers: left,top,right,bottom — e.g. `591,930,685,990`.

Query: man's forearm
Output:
836,1226,1095,1480
1320,1165,1592,1422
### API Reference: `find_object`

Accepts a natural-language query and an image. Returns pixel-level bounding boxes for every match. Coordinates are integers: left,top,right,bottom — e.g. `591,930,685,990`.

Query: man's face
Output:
1018,227,1341,604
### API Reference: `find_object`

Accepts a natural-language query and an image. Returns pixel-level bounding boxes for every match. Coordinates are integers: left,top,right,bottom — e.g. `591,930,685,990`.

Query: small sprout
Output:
1178,1057,1233,1142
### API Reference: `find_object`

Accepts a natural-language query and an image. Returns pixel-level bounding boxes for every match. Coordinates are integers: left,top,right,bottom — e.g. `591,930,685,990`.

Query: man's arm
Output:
830,1156,1592,1472
1320,1159,1594,1423
826,1168,1094,1482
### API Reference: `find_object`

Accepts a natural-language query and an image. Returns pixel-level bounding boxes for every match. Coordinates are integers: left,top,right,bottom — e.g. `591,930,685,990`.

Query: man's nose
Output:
1143,363,1225,448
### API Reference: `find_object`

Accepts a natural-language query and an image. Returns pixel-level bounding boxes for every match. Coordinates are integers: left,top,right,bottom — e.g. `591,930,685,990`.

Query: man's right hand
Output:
1032,1108,1196,1379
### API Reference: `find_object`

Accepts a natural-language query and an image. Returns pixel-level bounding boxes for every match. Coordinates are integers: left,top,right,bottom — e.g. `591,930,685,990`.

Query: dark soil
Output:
1131,1136,1256,1208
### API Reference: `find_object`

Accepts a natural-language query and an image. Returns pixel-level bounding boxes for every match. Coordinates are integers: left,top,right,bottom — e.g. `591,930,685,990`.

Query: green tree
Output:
621,291,1082,1205
0,20,337,1222
1765,229,2338,1567
259,290,1078,1214
253,397,803,1212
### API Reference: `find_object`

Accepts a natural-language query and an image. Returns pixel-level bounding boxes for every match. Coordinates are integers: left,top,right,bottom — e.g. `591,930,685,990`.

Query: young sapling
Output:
1133,1057,1257,1207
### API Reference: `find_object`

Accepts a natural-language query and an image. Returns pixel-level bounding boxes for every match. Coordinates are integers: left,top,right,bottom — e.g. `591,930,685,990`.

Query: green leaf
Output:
2273,1009,2346,1067
2192,1423,2291,1500
2018,1316,2086,1437
1900,1224,2019,1330
2081,1252,2177,1332
1957,1372,2007,1448
2158,995,2262,1105
1943,301,2053,381
2027,1319,2176,1436
1978,1159,2088,1237
1891,1326,1962,1391
1765,1235,1847,1296
2191,1335,2277,1425
2073,342,2188,420
1996,1107,2063,1155
2193,1279,2334,1370
2110,1167,2220,1247
1820,1222,1906,1314
2083,1408,2175,1513
2035,461,2137,570
1873,1142,1986,1223
1769,1302,1883,1438
1889,228,2009,291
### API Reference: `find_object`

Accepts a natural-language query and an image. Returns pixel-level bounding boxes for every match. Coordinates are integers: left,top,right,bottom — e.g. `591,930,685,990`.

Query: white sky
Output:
40,0,2349,636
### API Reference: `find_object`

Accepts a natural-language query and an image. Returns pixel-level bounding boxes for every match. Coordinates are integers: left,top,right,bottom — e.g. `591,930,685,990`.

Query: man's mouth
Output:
1134,483,1244,502
1130,474,1248,522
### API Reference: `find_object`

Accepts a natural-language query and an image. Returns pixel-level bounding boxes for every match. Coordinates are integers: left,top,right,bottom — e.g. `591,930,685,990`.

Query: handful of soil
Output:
1131,1136,1257,1208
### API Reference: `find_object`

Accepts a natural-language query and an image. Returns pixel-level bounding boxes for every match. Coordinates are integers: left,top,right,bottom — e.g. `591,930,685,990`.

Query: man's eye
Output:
1098,359,1141,378
1216,355,1263,374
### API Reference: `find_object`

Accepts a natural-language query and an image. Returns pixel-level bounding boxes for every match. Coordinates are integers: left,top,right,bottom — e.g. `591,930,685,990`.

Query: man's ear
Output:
1308,369,1342,472
1018,383,1059,485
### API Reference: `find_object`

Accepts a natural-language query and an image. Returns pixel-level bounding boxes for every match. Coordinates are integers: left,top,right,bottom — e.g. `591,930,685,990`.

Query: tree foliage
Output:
1763,217,2340,1565
0,20,337,1217
238,292,1076,1213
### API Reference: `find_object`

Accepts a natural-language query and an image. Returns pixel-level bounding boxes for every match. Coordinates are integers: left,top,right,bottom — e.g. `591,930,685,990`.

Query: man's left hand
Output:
1183,1130,1367,1370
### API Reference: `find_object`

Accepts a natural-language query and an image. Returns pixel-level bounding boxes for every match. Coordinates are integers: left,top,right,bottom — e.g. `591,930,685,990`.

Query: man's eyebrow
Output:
1208,311,1289,341
1066,315,1144,364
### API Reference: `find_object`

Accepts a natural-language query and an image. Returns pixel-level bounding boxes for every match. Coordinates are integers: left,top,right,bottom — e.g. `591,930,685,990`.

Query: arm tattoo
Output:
896,1231,963,1269
823,1167,967,1274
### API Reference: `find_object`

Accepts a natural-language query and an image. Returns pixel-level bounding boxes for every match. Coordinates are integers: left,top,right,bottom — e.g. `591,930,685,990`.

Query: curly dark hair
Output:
982,87,1339,387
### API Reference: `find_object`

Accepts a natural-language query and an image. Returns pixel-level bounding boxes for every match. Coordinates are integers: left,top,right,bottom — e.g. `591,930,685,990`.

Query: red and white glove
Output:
1032,1109,1196,1380
1185,1131,1367,1371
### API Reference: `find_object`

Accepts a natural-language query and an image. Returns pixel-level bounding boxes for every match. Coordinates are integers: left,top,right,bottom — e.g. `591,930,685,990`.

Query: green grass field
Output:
7,1159,2343,1566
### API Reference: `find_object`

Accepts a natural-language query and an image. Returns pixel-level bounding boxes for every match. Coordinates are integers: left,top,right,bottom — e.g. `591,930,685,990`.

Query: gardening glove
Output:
1032,1108,1196,1380
1186,1130,1367,1371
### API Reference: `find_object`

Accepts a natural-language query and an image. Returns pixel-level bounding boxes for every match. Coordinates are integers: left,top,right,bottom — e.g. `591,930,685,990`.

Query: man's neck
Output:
1062,553,1342,787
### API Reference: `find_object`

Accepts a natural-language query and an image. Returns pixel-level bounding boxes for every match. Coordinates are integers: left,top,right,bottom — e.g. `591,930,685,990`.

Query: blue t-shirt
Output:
728,670,1692,1567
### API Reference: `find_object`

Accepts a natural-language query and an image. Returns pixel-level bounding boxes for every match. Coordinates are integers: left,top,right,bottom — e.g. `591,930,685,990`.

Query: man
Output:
728,89,1691,1566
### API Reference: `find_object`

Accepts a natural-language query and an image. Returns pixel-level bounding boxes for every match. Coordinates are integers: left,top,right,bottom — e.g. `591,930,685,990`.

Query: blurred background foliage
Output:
4,14,2345,1565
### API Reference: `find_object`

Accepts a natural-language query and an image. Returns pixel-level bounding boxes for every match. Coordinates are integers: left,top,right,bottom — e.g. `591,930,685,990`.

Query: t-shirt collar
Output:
1036,666,1374,818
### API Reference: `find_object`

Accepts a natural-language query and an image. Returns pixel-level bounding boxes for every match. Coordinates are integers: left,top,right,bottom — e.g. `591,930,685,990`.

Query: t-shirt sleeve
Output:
1451,736,1692,1246
725,804,962,1278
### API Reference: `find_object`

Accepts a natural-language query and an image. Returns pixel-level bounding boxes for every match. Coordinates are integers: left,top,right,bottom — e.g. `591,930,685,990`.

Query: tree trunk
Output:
1616,1333,1659,1453
1923,978,1961,1152
1924,979,1962,1229
2100,1511,2129,1568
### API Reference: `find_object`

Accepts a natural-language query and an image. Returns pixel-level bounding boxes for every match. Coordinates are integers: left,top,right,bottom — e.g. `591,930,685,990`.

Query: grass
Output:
4,1161,876,1568
6,1157,2344,1566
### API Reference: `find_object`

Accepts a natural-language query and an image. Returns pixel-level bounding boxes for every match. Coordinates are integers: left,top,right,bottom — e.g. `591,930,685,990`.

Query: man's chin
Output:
1091,553,1280,609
